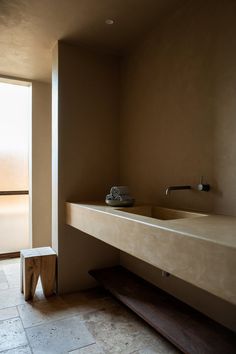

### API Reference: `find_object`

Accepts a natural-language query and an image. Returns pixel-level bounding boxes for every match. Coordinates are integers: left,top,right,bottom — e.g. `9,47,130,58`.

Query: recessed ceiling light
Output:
105,19,114,25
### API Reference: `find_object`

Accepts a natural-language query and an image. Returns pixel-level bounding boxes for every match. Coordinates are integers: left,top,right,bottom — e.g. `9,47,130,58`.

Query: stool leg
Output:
23,256,41,301
40,255,56,297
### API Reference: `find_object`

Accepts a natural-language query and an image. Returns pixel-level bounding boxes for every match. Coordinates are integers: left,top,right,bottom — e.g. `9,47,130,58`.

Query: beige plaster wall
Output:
31,81,52,247
51,0,236,327
121,253,236,331
119,0,236,330
52,42,120,293
120,0,236,215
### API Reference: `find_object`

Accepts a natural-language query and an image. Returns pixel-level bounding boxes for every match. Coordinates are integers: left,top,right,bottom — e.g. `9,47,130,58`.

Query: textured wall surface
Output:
31,81,52,247
0,0,186,82
51,0,236,328
52,42,120,293
120,0,236,216
120,0,236,331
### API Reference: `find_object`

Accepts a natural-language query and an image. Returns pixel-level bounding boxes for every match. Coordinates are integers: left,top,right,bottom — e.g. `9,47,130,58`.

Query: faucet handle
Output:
197,176,210,192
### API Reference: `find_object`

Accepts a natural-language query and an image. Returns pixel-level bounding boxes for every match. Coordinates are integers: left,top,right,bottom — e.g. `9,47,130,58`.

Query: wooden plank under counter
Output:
89,266,236,354
66,202,236,305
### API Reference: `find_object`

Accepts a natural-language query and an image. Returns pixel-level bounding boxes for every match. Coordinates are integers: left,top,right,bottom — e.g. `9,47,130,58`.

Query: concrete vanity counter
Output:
66,202,236,305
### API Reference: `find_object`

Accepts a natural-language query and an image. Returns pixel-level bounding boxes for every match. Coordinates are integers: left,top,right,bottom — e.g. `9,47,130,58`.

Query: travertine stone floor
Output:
0,258,180,354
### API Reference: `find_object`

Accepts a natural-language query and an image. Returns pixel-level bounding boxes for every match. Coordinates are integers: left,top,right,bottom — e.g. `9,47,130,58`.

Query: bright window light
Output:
0,81,30,191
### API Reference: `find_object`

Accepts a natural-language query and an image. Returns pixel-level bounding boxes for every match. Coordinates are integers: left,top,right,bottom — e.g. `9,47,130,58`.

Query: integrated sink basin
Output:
66,202,236,305
117,205,207,221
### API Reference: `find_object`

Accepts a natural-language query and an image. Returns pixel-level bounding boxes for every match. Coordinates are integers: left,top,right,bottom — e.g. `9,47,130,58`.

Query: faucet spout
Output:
165,185,192,196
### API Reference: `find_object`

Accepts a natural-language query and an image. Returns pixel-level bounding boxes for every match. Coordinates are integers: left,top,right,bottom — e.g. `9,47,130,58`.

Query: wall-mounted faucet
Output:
165,176,210,196
165,185,191,196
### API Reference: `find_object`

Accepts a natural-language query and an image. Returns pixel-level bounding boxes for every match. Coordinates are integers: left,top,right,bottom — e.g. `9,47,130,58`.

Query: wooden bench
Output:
20,247,57,300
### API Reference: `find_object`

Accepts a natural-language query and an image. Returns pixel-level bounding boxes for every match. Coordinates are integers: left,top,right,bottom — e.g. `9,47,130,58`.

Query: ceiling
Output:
0,0,185,82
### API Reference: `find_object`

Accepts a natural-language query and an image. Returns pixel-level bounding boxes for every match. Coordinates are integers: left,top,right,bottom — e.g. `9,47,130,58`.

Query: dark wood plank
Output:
0,252,20,260
0,190,29,196
89,266,236,354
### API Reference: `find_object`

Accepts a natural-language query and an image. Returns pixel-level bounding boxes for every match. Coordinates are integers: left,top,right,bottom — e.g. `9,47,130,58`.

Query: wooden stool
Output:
20,247,57,301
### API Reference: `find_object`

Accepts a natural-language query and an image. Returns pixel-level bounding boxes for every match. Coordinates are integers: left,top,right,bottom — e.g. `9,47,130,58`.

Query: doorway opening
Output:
0,78,31,256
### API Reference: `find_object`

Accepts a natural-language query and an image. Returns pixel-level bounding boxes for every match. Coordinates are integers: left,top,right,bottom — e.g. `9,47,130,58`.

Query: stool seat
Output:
20,247,57,300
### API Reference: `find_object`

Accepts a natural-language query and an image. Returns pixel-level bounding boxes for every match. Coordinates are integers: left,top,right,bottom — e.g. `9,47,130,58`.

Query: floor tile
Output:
82,304,178,354
61,289,116,316
3,261,20,275
0,270,8,290
4,264,21,288
0,283,9,290
5,273,20,288
3,260,22,289
131,343,180,354
0,287,26,309
0,259,180,354
69,343,105,353
0,317,28,352
0,269,7,281
0,258,20,268
61,287,108,304
0,307,18,321
18,296,79,328
0,345,32,353
26,315,95,354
